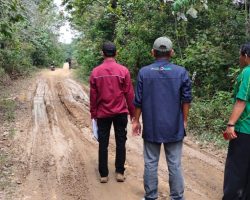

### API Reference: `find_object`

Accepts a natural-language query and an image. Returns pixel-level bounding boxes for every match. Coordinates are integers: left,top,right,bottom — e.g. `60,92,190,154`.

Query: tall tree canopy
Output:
0,0,66,78
63,0,248,97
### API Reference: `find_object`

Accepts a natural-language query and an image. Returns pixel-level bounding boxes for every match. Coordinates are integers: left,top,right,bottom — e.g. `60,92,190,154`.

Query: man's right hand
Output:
132,120,141,136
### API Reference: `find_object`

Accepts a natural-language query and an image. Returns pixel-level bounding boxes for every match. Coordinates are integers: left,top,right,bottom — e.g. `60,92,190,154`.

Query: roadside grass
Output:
189,129,228,149
0,154,11,191
8,128,16,139
0,98,16,198
187,91,232,150
0,99,16,122
0,151,13,200
0,154,7,170
74,66,89,84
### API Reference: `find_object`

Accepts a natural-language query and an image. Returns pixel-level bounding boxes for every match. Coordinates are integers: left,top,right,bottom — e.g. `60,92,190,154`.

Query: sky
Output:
54,0,74,44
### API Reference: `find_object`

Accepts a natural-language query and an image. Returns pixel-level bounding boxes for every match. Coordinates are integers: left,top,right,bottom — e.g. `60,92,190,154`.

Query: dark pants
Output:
223,132,250,200
97,113,128,177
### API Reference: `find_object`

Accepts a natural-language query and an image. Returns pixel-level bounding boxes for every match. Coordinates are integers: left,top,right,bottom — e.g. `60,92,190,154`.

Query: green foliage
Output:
31,32,65,67
176,38,232,97
187,91,232,148
74,39,102,80
63,43,73,60
117,39,153,81
0,40,35,75
0,0,24,39
0,0,66,78
173,1,246,98
66,1,246,98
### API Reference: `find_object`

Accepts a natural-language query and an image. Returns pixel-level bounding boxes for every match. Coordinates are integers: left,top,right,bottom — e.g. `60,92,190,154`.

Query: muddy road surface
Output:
9,64,225,200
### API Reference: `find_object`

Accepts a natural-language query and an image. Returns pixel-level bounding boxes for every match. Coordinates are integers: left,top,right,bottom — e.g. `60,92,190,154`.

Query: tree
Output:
64,0,249,98
0,0,66,77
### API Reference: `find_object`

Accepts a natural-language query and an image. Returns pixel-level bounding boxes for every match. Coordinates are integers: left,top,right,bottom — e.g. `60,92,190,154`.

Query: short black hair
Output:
240,43,250,57
153,49,171,58
102,41,116,57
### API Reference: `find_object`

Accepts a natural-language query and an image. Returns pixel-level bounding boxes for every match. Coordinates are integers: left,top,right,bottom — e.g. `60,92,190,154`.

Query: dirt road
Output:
8,64,225,200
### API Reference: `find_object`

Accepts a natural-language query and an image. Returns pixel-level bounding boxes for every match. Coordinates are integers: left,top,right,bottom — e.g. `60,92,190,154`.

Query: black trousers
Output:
223,132,250,200
97,113,128,177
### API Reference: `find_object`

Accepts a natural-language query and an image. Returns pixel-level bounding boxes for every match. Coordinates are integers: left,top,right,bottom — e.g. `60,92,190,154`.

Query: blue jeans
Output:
143,140,184,200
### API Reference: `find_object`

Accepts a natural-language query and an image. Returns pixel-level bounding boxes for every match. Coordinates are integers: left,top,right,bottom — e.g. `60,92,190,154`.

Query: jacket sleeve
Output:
124,70,135,117
90,72,97,119
134,71,143,108
181,69,192,103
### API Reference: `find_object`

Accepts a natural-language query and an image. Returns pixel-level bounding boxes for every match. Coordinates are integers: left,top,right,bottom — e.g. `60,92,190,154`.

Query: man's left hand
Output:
224,126,237,140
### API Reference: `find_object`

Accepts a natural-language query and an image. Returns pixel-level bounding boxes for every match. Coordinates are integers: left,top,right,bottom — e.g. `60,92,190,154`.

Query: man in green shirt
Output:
223,43,250,200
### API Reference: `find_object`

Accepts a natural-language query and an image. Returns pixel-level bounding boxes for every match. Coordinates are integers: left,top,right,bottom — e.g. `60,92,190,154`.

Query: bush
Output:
176,38,234,98
117,39,153,82
0,44,34,77
75,48,102,82
187,91,232,148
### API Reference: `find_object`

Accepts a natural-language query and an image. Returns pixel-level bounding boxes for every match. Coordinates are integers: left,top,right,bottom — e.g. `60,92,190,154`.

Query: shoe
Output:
116,173,126,182
100,176,108,183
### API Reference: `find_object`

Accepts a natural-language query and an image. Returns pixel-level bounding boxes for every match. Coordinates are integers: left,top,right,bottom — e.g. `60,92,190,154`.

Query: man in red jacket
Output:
89,41,135,183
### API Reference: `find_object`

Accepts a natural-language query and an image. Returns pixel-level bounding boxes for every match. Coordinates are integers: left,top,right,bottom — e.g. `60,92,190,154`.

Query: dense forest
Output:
0,0,67,79
1,0,250,146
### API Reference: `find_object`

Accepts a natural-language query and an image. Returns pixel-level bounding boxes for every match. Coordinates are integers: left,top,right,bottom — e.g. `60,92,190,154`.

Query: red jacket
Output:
90,58,135,119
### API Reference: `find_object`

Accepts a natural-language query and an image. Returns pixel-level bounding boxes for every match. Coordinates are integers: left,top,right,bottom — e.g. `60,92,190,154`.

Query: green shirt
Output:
234,65,250,134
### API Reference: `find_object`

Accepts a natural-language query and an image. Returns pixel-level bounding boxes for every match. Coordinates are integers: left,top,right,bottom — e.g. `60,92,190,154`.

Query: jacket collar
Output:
103,58,116,63
154,58,170,64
